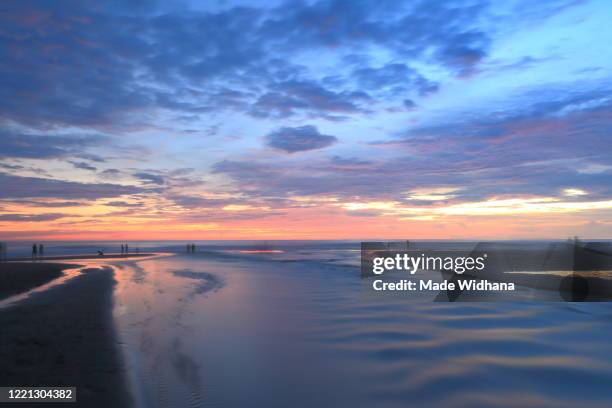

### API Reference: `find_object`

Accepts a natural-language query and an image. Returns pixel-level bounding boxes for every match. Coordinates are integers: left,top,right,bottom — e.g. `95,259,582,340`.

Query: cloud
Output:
340,196,612,219
210,82,612,208
133,172,165,185
0,0,495,129
262,0,491,72
79,153,107,163
0,131,104,159
353,63,438,96
403,99,417,109
366,85,612,198
0,2,264,129
319,156,375,171
266,125,338,153
563,188,587,197
0,0,607,237
15,200,84,208
251,80,370,119
104,201,143,208
435,38,489,77
211,155,408,200
0,163,24,171
69,161,97,171
169,194,239,209
407,187,461,202
577,163,612,175
211,160,277,188
101,169,121,176
0,173,148,200
0,213,66,222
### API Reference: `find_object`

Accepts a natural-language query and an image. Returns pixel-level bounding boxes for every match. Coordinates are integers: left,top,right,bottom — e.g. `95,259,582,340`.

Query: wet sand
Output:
0,262,73,300
0,265,131,407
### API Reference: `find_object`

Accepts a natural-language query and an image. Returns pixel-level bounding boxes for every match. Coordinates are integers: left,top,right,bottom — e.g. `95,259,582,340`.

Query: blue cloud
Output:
69,161,97,171
353,63,438,96
0,173,149,199
0,0,496,129
133,172,165,185
0,131,105,159
0,213,66,221
0,0,609,225
266,125,338,153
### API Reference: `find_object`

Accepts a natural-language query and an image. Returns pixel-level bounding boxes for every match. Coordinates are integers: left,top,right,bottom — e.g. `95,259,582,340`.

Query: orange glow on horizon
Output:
0,203,610,241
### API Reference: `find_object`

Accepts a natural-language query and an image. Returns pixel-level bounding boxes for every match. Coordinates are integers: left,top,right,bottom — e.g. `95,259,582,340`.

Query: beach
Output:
0,262,131,407
1,243,612,407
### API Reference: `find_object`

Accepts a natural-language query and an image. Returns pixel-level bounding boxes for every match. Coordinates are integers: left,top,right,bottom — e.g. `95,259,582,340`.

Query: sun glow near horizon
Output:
2,190,611,240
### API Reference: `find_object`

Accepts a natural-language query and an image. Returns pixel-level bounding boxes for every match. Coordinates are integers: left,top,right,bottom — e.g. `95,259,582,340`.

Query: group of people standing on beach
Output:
32,243,44,259
120,244,130,254
186,243,197,253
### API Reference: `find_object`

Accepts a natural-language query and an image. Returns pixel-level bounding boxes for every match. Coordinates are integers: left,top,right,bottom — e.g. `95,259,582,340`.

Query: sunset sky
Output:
1,0,611,240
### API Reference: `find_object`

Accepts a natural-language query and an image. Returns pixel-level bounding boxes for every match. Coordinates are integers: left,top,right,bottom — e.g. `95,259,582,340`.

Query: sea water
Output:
102,242,612,408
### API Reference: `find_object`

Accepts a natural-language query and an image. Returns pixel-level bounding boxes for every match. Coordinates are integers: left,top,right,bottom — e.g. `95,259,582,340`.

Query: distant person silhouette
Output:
192,243,196,253
121,244,124,254
39,244,44,258
125,244,129,254
32,244,37,260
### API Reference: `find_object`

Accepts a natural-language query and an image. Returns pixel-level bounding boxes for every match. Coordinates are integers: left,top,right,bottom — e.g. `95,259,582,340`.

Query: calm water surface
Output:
110,249,612,408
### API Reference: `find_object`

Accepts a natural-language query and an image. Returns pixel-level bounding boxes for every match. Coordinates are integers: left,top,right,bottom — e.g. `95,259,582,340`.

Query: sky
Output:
0,0,611,240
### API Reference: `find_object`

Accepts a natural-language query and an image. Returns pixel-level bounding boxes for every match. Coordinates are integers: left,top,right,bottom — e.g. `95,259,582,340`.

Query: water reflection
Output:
111,253,612,408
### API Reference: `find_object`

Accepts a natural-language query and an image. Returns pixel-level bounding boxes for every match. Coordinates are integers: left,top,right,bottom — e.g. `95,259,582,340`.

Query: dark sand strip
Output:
0,265,131,407
0,262,75,300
